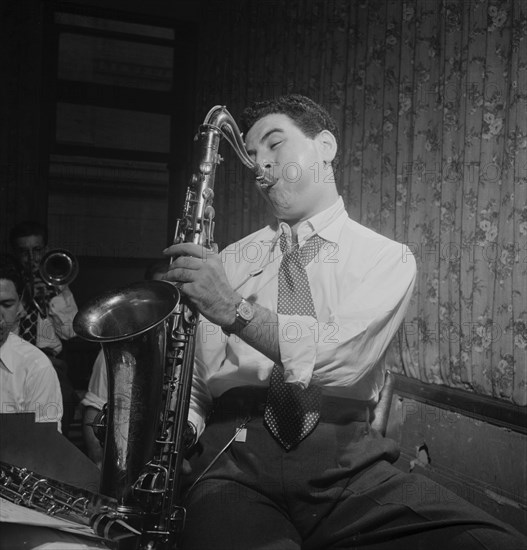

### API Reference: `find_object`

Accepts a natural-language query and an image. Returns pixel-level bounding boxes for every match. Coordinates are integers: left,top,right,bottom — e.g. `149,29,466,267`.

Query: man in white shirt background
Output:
0,258,62,430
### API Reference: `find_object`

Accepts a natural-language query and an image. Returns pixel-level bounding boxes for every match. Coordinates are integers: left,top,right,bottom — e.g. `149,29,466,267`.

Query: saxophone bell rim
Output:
73,280,179,343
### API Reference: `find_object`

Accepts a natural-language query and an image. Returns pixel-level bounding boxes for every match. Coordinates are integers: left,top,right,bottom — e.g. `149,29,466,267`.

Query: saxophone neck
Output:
202,105,274,189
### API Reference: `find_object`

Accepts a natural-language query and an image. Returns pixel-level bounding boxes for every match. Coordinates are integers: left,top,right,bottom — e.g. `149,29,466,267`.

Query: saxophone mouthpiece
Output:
257,177,277,190
255,166,277,190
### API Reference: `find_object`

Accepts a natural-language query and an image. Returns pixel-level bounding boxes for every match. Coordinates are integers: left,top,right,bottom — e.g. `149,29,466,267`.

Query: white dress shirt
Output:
81,348,107,411
0,332,63,430
36,286,78,354
15,286,78,355
187,197,417,436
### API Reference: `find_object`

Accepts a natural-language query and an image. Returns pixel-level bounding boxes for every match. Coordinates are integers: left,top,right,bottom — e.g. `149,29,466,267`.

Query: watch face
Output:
238,300,254,322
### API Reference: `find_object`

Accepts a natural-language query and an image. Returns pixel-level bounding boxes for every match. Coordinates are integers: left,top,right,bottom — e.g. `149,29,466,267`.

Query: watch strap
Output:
222,298,253,335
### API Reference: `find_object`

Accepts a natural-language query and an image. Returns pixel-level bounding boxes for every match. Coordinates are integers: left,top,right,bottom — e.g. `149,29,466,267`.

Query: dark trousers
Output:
180,390,526,550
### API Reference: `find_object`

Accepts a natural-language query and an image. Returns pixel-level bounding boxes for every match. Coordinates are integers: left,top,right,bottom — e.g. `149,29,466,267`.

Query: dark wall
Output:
1,0,197,303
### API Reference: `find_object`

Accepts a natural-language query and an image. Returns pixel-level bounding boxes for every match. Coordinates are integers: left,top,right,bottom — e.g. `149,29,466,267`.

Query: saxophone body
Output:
0,106,270,549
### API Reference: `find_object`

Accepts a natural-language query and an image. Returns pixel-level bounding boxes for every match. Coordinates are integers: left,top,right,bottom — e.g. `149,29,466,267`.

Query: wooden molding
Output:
393,373,527,435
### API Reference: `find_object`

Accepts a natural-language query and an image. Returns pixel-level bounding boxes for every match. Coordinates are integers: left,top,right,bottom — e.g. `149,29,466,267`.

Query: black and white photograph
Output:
0,1,526,548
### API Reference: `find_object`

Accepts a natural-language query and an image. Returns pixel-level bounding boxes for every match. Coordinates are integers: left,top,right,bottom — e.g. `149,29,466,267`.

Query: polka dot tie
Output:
264,233,323,451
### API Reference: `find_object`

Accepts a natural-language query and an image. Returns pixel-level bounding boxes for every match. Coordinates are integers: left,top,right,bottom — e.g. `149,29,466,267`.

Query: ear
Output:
315,130,337,164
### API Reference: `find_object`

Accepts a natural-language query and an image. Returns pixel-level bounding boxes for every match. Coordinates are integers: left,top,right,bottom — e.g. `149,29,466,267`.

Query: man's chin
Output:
265,195,295,220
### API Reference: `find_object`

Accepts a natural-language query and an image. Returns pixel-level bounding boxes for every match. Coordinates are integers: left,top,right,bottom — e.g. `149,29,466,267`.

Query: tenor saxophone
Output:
0,106,271,550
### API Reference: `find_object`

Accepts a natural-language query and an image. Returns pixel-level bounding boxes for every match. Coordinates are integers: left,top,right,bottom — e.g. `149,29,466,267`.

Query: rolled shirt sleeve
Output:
80,349,107,411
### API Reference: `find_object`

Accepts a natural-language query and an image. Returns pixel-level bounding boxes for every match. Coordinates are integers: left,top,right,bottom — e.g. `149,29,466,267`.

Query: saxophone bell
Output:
2,103,272,549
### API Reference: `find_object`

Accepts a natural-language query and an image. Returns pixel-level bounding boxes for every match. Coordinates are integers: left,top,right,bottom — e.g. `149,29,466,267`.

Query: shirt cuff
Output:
81,391,106,411
277,314,318,388
187,408,206,439
49,287,74,311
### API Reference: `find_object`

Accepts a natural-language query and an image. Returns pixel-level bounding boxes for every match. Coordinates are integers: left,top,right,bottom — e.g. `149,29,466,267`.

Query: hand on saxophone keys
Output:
163,242,241,328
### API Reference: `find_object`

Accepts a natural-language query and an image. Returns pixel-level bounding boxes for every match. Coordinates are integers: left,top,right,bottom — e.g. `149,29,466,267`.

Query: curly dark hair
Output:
240,94,340,169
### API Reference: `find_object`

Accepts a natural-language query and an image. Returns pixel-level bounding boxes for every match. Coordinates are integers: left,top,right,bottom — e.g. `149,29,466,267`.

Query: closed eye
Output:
270,140,283,150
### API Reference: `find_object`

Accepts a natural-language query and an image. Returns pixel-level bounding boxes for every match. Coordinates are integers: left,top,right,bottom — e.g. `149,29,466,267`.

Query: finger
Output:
171,256,203,270
163,243,209,259
165,267,195,283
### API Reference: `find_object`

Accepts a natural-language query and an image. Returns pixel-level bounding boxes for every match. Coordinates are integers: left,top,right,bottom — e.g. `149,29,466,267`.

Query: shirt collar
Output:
276,196,347,250
0,332,15,373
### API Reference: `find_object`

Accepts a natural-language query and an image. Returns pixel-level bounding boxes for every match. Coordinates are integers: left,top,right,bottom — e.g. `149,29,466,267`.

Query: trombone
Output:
24,249,78,317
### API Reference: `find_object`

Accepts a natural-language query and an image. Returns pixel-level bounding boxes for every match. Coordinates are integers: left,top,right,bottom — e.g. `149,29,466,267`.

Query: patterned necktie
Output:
19,298,39,345
264,233,322,451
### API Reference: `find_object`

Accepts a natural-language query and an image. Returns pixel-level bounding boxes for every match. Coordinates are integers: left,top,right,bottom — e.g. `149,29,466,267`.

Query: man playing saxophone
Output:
164,94,526,550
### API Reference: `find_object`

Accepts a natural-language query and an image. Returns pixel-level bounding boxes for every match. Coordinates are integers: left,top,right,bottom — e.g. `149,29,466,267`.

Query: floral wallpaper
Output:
196,0,527,405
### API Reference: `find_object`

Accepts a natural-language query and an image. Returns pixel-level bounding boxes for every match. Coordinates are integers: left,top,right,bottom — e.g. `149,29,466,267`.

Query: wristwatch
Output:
223,298,255,335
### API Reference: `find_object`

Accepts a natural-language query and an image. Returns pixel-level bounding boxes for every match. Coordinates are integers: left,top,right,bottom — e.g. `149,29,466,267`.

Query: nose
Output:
254,152,271,169
257,157,277,179
29,248,42,266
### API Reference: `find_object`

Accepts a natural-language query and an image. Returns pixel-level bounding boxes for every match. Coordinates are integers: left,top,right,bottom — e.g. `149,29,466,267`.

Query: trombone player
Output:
9,220,79,434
